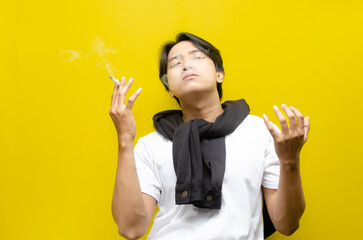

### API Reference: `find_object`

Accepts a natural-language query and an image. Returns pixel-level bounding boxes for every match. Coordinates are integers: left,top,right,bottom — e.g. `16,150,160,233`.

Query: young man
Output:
110,32,310,240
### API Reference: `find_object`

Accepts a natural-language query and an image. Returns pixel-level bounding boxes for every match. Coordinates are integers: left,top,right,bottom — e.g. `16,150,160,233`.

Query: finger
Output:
262,114,280,139
123,77,134,94
126,88,142,110
281,104,297,131
303,116,310,143
114,76,126,107
120,76,126,87
117,76,130,107
111,82,119,107
290,106,304,132
273,105,289,133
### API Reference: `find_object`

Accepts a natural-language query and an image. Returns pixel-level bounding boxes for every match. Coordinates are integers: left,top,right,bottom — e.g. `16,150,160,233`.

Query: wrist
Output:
280,158,300,171
118,136,135,149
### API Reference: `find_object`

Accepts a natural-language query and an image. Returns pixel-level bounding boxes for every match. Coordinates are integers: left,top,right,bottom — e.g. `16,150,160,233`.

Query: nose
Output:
182,63,194,72
182,56,195,72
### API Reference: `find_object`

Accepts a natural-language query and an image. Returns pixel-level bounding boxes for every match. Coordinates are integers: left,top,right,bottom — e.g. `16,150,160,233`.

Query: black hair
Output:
159,32,224,105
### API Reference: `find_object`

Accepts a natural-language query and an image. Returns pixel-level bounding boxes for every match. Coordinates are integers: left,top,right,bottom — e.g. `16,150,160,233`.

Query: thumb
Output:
303,116,310,143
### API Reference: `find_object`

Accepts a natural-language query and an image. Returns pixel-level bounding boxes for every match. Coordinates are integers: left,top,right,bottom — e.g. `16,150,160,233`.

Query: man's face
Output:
166,41,223,101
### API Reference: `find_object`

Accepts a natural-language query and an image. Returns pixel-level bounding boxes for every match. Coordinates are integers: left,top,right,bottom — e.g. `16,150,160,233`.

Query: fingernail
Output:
281,104,286,107
121,76,126,81
273,105,278,110
129,77,134,82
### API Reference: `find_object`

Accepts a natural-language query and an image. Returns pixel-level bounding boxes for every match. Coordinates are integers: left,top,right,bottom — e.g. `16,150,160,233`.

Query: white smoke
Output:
91,37,117,76
60,37,119,76
59,50,84,62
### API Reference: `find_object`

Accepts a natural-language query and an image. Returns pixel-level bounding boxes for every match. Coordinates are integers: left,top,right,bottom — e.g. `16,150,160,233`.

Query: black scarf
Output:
153,99,276,238
153,99,250,208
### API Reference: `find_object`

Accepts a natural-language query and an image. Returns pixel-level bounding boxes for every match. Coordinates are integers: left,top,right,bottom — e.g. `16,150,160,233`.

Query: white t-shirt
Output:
134,115,280,240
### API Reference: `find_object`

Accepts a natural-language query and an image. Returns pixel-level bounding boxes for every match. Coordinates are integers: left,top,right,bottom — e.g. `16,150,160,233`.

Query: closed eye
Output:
171,62,181,68
192,56,205,60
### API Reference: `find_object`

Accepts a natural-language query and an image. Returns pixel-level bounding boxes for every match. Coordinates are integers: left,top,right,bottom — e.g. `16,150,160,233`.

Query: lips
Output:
183,73,198,80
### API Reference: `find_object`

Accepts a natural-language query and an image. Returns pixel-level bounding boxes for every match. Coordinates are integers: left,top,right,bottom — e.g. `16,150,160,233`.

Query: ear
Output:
216,71,224,83
168,90,174,98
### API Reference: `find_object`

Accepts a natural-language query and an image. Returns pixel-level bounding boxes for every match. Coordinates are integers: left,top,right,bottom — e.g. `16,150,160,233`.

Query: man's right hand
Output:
109,77,153,239
109,76,142,144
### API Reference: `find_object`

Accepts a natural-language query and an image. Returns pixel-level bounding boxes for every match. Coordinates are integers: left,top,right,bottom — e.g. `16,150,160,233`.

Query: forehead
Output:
168,41,199,59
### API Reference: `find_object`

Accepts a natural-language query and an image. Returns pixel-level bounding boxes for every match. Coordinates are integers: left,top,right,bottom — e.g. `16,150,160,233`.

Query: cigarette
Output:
109,75,120,85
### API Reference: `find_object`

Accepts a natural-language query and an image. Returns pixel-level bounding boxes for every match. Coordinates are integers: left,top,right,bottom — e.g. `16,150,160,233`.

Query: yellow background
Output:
1,0,362,239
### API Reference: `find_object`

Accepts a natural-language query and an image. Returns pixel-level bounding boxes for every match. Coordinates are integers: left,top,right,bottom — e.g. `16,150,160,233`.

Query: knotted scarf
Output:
152,99,276,238
153,99,250,208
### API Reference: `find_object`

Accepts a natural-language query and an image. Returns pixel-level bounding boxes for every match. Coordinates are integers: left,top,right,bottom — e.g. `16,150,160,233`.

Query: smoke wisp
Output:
60,37,119,76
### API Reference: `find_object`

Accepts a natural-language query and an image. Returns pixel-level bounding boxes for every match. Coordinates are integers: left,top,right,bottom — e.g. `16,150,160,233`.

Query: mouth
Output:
183,73,198,80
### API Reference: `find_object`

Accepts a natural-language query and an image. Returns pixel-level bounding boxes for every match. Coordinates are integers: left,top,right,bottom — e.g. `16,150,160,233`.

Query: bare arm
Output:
262,104,310,236
109,77,156,239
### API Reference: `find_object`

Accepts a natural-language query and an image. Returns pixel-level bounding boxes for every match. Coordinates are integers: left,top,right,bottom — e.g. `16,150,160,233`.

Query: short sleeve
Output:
134,137,162,202
262,124,280,189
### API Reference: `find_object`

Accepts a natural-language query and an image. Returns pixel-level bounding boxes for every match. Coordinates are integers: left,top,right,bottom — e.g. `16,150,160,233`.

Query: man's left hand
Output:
263,104,310,165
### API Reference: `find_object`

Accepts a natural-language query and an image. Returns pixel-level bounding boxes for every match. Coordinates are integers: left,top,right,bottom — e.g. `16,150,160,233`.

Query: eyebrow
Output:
168,49,202,62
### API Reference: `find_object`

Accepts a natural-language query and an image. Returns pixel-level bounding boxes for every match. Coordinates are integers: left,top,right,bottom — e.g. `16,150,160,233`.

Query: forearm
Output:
111,141,148,238
263,105,309,235
273,159,305,235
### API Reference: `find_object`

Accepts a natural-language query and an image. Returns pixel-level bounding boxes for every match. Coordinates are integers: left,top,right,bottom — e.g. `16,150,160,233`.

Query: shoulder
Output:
234,114,268,133
137,131,168,143
234,114,279,134
135,131,171,151
243,114,265,125
228,114,276,148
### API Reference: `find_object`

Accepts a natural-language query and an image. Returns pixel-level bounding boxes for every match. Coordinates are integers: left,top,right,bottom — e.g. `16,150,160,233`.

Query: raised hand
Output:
262,104,310,164
109,76,142,144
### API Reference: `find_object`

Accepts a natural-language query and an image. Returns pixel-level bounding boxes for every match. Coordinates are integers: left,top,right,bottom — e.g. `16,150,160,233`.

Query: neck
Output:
180,95,223,123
